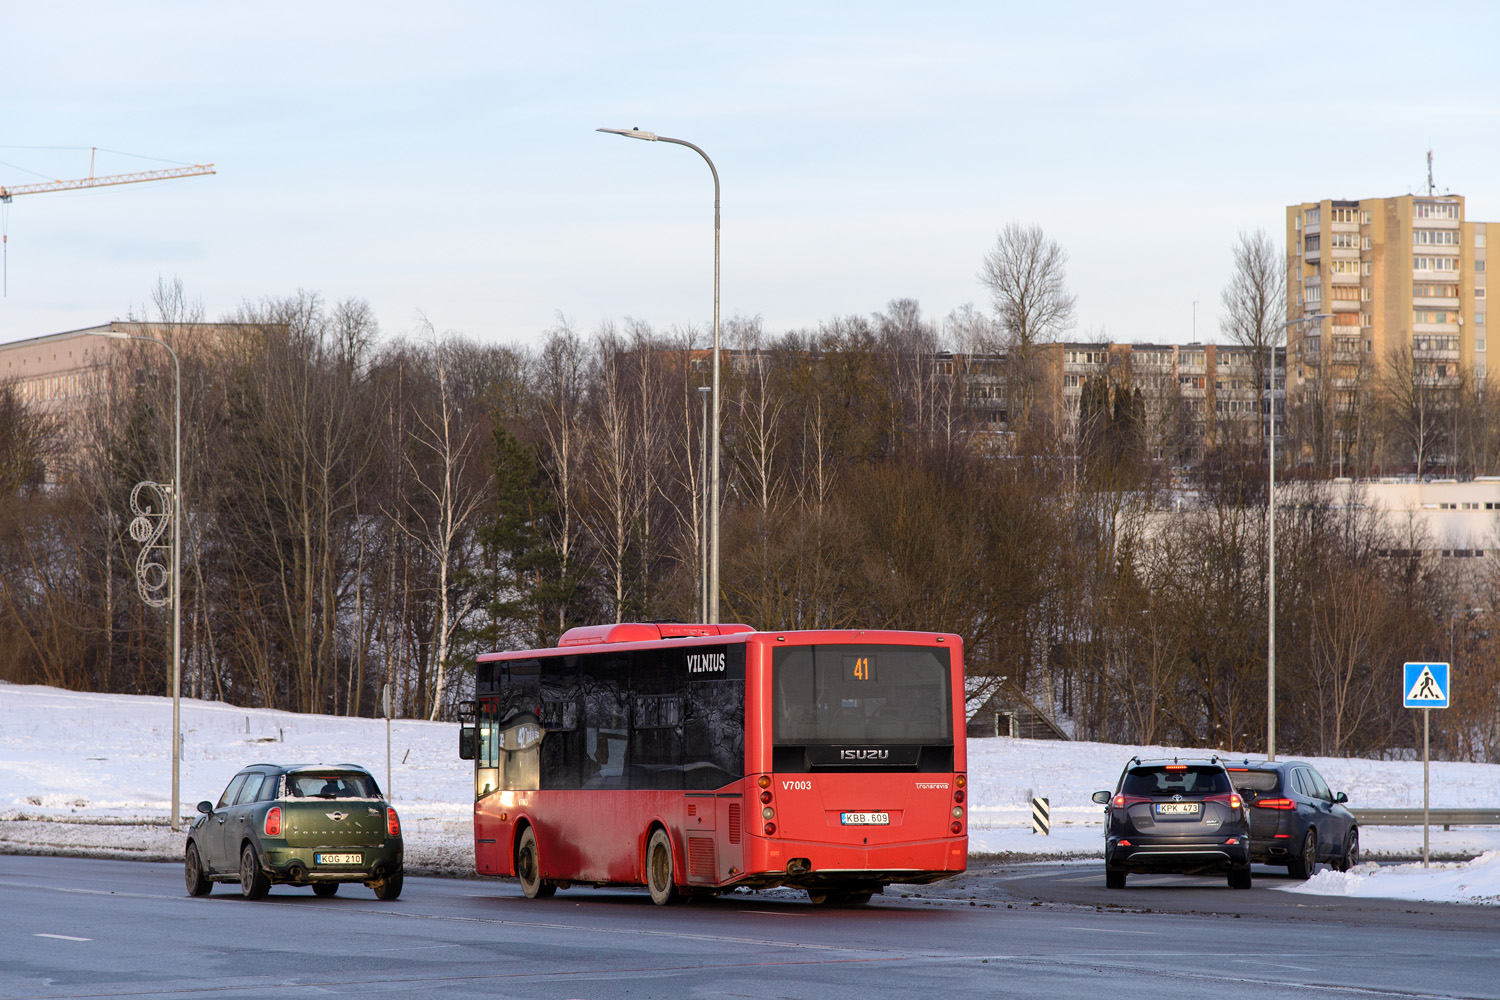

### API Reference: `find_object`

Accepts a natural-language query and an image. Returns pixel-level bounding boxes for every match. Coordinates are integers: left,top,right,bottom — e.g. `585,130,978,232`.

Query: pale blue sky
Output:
4,3,1499,349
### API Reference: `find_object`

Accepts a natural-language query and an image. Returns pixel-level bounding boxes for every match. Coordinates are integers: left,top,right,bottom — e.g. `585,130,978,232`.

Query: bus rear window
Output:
772,645,951,744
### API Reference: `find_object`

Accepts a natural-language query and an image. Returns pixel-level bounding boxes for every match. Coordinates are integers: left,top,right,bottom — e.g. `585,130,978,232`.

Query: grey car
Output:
1093,757,1252,889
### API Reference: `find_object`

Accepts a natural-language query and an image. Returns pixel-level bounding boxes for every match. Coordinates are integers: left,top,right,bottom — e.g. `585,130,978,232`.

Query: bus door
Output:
716,792,744,881
684,792,718,885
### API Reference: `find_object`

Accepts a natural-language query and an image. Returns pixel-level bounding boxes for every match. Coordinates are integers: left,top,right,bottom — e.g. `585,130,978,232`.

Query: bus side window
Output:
581,653,629,789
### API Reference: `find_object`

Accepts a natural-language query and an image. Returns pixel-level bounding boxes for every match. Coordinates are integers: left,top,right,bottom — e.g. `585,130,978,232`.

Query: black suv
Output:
1092,757,1252,889
1224,760,1358,879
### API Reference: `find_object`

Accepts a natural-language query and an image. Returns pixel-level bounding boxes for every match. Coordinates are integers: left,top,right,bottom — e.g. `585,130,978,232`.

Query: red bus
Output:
458,622,967,905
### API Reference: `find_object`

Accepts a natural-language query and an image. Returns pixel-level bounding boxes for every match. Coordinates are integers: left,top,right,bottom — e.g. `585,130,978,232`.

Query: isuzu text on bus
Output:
458,622,967,905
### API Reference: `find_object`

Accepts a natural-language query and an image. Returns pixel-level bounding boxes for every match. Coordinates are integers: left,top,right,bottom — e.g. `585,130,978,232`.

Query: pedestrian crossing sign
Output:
1403,662,1450,709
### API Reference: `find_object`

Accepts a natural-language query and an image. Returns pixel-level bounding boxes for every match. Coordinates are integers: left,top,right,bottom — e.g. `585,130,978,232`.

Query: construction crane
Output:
0,153,214,293
0,162,215,202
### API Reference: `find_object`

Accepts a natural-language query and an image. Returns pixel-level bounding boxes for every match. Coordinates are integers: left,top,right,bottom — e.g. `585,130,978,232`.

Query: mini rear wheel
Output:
239,843,270,900
373,874,403,901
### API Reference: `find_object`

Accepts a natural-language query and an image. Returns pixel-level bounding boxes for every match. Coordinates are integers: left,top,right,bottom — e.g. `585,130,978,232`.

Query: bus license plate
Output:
841,812,889,826
1155,803,1200,816
315,852,362,865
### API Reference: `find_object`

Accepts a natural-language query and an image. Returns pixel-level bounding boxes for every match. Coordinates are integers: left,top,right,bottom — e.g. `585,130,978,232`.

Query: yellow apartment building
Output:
1285,193,1490,465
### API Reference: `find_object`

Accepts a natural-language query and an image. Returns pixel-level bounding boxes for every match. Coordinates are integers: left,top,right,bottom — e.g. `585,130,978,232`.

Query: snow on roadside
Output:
1280,852,1500,906
4,680,1500,897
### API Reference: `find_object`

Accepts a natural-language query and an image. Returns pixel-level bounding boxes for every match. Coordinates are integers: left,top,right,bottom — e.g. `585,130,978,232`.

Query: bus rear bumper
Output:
738,835,966,889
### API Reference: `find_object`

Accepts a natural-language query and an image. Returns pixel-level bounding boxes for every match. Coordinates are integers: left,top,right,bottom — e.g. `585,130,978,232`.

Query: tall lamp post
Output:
1266,312,1329,760
104,330,183,829
597,126,722,623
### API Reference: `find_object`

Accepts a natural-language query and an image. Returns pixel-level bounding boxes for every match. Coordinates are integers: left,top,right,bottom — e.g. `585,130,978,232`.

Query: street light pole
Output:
698,385,711,622
104,330,182,829
598,127,722,623
1267,312,1329,761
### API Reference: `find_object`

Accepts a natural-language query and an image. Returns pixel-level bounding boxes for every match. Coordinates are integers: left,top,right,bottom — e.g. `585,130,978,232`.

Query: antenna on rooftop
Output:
1427,148,1434,196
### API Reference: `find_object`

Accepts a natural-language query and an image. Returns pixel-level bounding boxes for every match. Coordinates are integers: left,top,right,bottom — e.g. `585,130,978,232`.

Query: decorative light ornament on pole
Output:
106,331,183,831
1266,313,1330,761
597,126,722,623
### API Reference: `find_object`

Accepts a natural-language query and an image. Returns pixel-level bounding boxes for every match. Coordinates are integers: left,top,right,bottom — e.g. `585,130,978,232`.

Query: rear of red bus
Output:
739,629,967,900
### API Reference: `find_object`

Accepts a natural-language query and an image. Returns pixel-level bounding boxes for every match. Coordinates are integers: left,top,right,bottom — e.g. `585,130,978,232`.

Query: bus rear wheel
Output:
646,829,681,905
517,827,555,899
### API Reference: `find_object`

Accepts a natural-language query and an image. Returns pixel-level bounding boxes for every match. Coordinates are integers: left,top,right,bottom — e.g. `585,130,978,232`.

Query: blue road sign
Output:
1403,662,1450,709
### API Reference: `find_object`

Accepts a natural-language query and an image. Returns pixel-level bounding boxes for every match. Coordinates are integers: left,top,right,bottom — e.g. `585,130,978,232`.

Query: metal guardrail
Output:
1352,808,1500,829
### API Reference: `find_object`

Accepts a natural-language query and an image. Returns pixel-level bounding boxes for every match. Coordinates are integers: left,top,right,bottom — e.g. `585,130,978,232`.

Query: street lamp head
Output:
597,127,658,142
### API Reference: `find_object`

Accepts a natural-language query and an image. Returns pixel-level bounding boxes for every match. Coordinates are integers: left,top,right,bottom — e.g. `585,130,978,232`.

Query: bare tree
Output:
1219,229,1286,447
389,320,494,720
979,223,1076,435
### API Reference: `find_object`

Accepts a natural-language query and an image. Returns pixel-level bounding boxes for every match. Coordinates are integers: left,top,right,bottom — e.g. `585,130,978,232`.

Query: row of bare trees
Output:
2,252,1500,760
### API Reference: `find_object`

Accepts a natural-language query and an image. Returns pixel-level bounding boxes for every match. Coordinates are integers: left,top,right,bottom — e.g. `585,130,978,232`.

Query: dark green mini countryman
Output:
184,763,404,900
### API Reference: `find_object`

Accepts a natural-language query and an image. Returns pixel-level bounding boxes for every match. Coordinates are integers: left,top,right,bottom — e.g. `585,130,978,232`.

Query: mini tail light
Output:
760,790,772,805
764,822,776,836
387,807,401,837
955,774,966,788
758,775,771,790
954,789,965,804
1255,798,1296,810
264,807,281,837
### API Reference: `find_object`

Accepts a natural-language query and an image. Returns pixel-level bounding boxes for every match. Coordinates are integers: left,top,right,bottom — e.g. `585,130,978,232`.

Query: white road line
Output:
1055,926,1157,935
35,933,91,941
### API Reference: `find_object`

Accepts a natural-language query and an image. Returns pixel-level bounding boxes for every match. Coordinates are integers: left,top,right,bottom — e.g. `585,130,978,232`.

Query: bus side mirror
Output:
459,726,477,761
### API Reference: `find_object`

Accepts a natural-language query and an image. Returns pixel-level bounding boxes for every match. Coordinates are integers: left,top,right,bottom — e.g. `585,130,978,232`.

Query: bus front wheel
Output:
516,827,555,899
646,829,681,905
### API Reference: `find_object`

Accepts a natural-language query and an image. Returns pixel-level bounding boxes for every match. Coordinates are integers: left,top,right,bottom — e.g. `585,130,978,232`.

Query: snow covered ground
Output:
2,681,1498,904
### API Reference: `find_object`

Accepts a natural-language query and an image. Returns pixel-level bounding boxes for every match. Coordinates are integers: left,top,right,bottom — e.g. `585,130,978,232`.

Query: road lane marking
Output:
1055,926,1156,935
35,933,91,941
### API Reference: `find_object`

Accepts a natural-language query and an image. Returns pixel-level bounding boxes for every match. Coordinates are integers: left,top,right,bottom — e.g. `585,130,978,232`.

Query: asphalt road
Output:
2,855,1496,999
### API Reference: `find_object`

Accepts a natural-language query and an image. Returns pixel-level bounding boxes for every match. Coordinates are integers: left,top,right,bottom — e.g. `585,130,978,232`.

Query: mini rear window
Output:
1121,766,1230,796
286,773,379,799
1227,770,1279,793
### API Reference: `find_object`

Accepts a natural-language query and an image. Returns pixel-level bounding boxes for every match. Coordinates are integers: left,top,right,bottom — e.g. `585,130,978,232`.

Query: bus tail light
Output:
760,790,772,805
952,806,964,819
764,822,776,836
762,807,775,820
1254,798,1296,810
955,774,966,789
757,775,771,790
954,789,965,804
950,821,962,834
264,807,281,837
387,807,401,837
